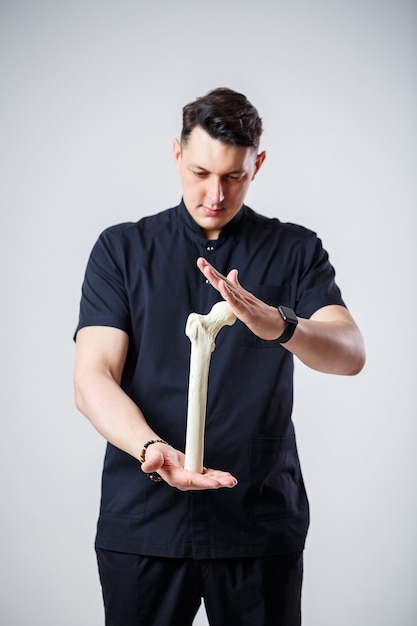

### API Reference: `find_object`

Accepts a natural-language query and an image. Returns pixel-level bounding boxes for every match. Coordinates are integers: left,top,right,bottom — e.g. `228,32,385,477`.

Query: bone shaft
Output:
184,342,212,472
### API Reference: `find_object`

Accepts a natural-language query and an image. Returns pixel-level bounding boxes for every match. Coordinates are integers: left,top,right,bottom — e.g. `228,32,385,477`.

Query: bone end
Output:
209,300,237,327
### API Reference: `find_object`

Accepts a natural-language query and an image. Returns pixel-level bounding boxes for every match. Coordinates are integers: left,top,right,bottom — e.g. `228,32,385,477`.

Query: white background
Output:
1,1,416,624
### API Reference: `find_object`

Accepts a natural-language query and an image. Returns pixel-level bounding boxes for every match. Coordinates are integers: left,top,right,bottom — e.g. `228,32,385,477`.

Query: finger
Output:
181,475,237,491
196,256,213,277
196,470,238,488
164,468,238,491
204,263,240,292
197,258,228,287
204,468,239,485
197,259,245,301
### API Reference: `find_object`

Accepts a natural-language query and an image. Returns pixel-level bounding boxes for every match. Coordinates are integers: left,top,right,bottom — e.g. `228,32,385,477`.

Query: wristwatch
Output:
277,305,298,343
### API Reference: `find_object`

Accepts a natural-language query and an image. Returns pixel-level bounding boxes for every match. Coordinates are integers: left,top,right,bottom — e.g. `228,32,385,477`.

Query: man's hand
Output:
141,441,238,491
197,257,366,375
197,257,285,340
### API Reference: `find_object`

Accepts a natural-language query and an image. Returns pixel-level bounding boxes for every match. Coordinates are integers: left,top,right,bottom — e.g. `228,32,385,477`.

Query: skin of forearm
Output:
285,317,366,375
74,370,159,461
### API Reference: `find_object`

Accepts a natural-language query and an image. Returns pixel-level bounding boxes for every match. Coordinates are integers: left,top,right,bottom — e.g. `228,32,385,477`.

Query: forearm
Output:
285,314,366,375
74,369,238,490
74,370,158,461
197,259,365,377
73,326,237,490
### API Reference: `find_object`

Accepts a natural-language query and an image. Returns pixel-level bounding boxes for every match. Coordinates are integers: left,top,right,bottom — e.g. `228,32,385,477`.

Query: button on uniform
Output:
204,244,216,284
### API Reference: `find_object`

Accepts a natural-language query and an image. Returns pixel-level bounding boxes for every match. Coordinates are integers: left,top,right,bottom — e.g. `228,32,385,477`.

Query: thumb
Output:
226,268,239,284
141,447,164,474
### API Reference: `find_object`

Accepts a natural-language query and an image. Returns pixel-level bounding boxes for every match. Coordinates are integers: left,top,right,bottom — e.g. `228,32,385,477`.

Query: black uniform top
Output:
76,200,345,559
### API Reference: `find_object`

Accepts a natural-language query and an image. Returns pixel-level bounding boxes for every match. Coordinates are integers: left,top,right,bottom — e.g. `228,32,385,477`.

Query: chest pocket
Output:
236,284,290,348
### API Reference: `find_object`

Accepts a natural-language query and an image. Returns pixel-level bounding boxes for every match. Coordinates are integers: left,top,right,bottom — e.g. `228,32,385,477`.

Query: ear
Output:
173,138,182,172
252,150,266,180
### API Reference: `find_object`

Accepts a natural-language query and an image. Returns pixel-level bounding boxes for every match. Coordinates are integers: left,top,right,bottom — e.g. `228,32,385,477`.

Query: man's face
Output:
173,126,265,240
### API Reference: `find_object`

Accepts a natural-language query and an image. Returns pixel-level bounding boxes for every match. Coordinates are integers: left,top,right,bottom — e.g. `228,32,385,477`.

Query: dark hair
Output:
181,87,263,150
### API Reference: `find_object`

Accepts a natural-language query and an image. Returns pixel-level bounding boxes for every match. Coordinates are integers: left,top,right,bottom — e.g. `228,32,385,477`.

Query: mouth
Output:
201,205,225,217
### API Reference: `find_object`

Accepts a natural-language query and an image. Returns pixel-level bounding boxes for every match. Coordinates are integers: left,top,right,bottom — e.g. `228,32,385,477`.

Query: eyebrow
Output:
190,164,246,175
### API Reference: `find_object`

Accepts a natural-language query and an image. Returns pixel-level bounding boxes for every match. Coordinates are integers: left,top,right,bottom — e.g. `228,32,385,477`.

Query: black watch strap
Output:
277,305,298,343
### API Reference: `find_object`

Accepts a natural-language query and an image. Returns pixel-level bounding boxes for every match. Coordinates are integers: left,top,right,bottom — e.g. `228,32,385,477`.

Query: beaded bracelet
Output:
139,439,168,482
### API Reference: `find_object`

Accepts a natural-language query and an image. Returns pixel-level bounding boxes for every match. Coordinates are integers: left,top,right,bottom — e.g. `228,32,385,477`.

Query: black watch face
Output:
279,306,297,324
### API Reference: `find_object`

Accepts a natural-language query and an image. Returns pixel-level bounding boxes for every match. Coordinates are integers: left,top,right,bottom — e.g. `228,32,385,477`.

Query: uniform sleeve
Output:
294,231,346,319
75,227,131,337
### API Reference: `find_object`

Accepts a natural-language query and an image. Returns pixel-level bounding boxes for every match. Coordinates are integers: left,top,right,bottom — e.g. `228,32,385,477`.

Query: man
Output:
74,87,365,625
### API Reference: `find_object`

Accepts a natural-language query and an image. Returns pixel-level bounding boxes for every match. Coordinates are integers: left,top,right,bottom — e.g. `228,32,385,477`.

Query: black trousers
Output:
96,548,303,626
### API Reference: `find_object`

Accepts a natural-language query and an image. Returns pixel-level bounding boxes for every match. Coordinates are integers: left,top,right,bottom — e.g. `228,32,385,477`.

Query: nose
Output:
207,176,224,205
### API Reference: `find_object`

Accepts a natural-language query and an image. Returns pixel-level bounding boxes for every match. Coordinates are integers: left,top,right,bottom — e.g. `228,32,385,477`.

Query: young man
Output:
74,88,365,625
